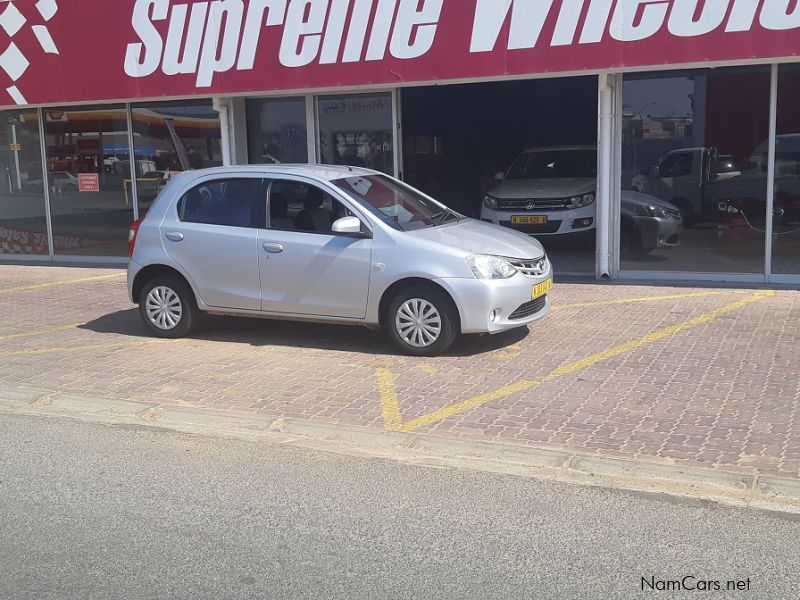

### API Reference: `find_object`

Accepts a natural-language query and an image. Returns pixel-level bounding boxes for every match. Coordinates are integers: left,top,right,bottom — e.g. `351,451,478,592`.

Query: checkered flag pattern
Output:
0,0,59,105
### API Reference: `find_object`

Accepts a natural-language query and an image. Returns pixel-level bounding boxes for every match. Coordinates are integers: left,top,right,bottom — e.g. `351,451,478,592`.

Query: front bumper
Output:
632,216,682,249
480,205,596,236
435,271,553,334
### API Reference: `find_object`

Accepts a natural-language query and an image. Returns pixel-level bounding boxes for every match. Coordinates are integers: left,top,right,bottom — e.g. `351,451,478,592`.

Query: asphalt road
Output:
1,412,798,600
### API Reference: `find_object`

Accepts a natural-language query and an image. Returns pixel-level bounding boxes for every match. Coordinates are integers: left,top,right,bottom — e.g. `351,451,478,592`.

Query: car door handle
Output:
165,231,184,242
263,242,284,254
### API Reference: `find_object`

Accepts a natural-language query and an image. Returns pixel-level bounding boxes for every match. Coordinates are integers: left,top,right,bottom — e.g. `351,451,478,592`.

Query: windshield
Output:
507,150,597,179
332,174,458,231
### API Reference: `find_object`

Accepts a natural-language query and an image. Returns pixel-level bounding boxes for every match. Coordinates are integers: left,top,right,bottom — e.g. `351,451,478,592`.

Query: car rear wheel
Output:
138,275,196,338
386,285,459,357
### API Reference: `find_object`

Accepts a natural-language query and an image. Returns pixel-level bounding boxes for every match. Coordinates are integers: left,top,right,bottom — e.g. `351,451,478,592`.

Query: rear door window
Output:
178,178,266,228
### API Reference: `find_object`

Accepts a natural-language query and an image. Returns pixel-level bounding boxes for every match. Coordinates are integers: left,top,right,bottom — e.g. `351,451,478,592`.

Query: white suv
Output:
480,146,597,238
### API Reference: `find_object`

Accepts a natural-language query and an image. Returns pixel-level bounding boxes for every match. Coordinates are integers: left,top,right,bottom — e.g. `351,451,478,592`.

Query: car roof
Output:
520,145,596,153
182,164,377,182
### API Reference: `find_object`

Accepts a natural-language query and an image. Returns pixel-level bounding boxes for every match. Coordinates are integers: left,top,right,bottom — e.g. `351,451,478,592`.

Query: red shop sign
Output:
78,173,100,192
0,0,799,108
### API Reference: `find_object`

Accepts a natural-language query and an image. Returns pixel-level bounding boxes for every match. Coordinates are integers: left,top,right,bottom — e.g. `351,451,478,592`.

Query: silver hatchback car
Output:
127,165,552,356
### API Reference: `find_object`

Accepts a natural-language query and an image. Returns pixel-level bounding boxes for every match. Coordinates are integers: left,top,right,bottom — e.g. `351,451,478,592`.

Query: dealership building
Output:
0,0,799,284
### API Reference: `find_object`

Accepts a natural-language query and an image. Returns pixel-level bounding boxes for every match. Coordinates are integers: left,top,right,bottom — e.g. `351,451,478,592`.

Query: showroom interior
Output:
1,63,799,283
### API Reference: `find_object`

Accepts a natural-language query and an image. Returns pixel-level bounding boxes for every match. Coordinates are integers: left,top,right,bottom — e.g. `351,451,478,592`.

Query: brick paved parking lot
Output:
1,265,799,480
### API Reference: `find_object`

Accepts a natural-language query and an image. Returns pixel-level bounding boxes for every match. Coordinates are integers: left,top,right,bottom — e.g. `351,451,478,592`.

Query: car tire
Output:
674,200,697,228
385,285,459,357
138,275,197,338
620,221,641,257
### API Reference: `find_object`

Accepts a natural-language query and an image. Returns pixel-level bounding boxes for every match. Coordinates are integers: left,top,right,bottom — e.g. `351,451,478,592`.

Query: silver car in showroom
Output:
481,146,682,255
128,165,552,356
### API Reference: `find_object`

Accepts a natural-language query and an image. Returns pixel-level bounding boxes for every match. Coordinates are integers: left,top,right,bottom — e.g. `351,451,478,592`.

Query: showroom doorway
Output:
401,77,599,274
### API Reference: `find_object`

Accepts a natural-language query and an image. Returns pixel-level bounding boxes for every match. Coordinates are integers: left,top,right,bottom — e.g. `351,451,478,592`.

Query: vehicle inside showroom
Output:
0,0,798,284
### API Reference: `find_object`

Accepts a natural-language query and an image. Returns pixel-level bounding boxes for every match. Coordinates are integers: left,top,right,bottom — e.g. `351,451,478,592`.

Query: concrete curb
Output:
1,384,799,511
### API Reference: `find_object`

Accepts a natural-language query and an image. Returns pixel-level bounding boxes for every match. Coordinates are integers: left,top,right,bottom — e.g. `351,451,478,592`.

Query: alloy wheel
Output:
145,286,183,330
395,299,442,348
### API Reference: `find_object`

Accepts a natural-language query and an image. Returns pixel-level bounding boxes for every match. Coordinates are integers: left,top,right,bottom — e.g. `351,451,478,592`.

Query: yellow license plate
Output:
511,215,548,225
532,279,552,299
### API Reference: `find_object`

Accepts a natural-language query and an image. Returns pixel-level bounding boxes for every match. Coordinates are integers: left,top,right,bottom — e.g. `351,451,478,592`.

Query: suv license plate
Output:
511,215,548,225
532,279,552,300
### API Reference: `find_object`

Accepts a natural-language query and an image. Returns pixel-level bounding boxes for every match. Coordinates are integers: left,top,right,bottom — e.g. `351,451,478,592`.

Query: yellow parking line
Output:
0,323,80,342
377,368,402,431
0,334,195,357
553,290,740,311
0,340,150,358
380,289,774,432
0,272,125,294
398,379,540,432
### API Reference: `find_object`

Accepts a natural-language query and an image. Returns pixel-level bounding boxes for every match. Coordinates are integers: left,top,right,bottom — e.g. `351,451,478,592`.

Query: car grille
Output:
497,198,568,211
504,220,562,234
507,257,548,277
508,295,548,320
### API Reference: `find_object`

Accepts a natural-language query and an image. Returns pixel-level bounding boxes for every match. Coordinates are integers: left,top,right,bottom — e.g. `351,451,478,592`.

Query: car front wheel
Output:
138,275,196,338
386,285,459,356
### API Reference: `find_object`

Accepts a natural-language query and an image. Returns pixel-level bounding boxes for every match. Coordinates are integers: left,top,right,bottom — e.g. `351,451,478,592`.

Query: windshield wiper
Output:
432,208,460,227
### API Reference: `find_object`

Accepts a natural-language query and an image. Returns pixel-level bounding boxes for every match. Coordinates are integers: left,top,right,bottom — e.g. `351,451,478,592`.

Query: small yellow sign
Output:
9,143,21,151
532,279,552,300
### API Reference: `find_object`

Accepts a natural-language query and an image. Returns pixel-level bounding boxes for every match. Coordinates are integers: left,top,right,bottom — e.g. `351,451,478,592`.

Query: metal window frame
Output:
38,106,54,259
126,102,139,221
764,63,777,283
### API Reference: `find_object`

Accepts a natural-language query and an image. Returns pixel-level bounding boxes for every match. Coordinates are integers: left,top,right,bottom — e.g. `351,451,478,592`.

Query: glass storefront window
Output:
772,65,800,276
620,68,770,274
317,93,394,174
0,110,48,255
43,106,133,257
246,97,308,164
131,101,222,216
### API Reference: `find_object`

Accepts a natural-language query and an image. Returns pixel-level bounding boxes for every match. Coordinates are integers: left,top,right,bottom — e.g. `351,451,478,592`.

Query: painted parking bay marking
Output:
378,290,775,433
0,323,80,342
0,272,125,294
552,290,742,311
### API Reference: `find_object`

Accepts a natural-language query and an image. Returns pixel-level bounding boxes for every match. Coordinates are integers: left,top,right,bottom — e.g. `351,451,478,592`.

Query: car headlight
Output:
483,195,498,210
641,204,681,219
564,192,595,209
466,255,518,279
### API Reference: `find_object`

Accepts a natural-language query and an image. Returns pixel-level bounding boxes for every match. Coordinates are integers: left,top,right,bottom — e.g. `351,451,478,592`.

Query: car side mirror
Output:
332,216,369,238
494,171,505,181
648,165,660,179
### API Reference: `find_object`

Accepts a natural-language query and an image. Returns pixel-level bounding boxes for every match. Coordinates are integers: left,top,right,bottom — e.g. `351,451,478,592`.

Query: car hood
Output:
488,177,596,199
407,218,545,260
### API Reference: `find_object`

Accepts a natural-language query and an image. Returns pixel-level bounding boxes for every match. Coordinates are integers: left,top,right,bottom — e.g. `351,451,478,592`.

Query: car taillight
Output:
128,218,143,256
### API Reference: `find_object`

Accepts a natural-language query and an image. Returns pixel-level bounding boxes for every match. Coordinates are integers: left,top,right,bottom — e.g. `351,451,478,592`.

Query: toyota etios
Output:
128,165,552,356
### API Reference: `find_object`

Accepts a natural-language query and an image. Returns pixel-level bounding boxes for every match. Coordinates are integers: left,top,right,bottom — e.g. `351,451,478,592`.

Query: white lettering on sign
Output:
124,0,168,77
760,0,800,30
668,0,730,37
470,0,800,49
123,0,800,88
610,0,670,42
125,0,444,86
471,0,554,52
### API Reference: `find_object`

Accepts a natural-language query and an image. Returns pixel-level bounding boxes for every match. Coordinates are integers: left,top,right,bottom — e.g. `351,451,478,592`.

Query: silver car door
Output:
162,175,266,311
258,177,372,318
